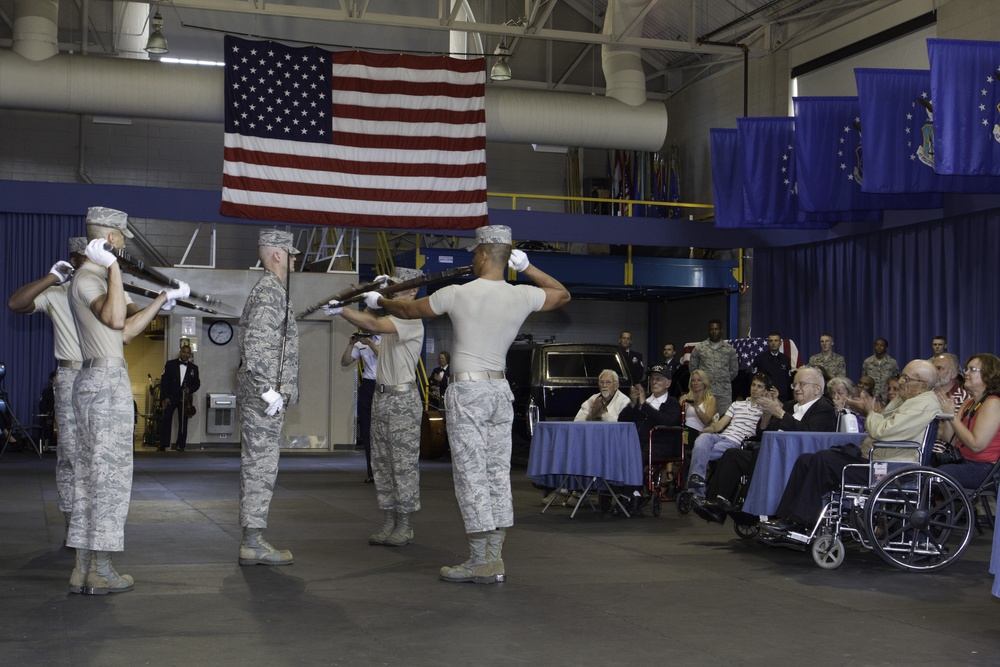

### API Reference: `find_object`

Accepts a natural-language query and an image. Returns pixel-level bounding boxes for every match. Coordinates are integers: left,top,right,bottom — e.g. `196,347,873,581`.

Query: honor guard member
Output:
7,237,89,540
67,207,187,594
324,267,425,547
237,229,299,566
367,225,570,584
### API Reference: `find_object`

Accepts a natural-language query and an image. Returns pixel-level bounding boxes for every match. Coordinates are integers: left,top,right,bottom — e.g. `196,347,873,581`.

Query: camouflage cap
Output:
258,228,300,255
390,266,424,284
470,224,512,249
86,206,133,238
68,237,88,255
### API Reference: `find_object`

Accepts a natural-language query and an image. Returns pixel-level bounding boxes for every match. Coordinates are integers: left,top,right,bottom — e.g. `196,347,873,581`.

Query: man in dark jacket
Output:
159,343,201,451
618,365,682,459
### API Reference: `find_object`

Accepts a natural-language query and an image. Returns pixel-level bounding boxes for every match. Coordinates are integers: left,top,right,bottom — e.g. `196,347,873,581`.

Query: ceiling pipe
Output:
601,0,651,107
12,0,58,61
0,48,667,150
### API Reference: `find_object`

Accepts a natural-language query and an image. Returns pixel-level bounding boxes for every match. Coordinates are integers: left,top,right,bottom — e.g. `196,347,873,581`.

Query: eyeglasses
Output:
964,367,981,375
898,374,927,384
791,382,820,389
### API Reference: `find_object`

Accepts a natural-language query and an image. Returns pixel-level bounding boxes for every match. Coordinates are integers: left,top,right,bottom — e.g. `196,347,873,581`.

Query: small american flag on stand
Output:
680,337,803,369
220,36,489,230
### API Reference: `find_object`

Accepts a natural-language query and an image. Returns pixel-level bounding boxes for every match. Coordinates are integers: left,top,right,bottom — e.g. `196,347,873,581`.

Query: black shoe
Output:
176,447,185,452
759,519,800,535
715,496,737,513
364,477,374,484
692,503,727,524
687,474,706,490
157,447,166,452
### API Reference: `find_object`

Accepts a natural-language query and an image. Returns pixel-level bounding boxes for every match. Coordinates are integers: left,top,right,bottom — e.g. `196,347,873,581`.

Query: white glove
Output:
86,238,117,268
261,388,284,416
320,303,343,316
163,280,190,302
508,248,530,272
160,299,177,312
373,274,390,287
363,292,382,310
49,260,74,284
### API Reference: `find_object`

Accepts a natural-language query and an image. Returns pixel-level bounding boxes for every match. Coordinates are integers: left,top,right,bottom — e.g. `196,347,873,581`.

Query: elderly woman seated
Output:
574,369,630,422
933,353,1000,489
827,376,865,433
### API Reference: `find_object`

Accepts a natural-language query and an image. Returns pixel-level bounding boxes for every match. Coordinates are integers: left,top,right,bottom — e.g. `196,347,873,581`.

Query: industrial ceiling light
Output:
145,6,169,55
490,42,512,82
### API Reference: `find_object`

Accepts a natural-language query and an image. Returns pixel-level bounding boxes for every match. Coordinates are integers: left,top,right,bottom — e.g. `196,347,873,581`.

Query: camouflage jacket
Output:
237,271,299,403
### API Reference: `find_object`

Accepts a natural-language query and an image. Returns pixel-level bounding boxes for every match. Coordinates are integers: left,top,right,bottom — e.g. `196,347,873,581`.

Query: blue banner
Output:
737,117,839,229
710,128,743,228
857,67,1000,193
928,38,1000,176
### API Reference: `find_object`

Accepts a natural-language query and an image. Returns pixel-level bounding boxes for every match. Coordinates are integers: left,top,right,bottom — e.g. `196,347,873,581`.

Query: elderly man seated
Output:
695,366,838,523
686,372,771,498
618,365,682,459
574,369,630,422
760,359,940,535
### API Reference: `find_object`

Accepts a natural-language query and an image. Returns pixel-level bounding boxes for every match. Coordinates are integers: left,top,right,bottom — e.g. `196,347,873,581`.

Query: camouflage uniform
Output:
371,389,423,512
808,351,846,381
689,338,739,415
66,261,134,552
68,367,134,551
444,379,516,532
861,354,899,403
237,270,299,528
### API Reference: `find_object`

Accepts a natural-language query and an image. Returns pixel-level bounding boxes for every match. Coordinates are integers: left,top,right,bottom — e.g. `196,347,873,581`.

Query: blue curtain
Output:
753,208,1000,377
1,213,86,426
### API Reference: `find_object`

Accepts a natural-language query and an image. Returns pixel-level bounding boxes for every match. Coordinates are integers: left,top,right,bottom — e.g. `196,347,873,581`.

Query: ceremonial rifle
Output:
121,282,235,316
102,243,229,309
298,265,474,318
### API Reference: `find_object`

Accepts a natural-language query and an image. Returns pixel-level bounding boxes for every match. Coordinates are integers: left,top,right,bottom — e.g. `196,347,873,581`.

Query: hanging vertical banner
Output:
710,128,743,228
856,68,1000,193
928,38,1000,176
793,96,937,213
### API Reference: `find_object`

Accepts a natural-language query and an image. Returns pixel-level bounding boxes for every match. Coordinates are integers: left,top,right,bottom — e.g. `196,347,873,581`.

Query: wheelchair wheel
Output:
865,467,974,572
811,534,845,570
676,491,693,515
733,521,760,540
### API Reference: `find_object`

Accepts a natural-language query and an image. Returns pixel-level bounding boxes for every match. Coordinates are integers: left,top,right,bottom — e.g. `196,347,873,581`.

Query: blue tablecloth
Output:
741,431,862,516
526,421,643,488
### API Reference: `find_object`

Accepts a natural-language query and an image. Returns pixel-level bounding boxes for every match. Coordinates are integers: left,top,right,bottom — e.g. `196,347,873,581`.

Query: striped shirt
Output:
719,399,764,445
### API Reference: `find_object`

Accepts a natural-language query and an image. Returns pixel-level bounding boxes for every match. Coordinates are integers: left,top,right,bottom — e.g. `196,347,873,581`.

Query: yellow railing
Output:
488,192,715,217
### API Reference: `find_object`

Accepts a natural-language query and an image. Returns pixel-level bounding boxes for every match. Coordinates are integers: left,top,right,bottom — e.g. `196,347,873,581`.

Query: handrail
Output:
488,192,715,217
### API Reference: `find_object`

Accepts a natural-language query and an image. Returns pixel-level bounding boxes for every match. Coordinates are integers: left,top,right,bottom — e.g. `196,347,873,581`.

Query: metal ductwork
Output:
12,0,59,61
0,45,666,150
602,0,649,107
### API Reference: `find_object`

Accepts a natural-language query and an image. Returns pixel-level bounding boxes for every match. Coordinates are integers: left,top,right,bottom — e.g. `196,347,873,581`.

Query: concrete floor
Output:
2,447,999,667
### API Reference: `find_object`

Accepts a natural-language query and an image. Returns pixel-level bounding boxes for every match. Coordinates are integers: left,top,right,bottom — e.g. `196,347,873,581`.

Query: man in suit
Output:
159,343,201,451
695,365,837,523
753,332,793,401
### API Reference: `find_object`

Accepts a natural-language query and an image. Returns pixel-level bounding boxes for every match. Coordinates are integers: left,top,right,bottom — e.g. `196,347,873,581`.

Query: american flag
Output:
220,36,489,230
680,337,803,370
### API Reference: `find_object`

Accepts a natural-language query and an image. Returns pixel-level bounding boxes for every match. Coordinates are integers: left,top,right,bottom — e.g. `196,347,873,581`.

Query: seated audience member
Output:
760,359,940,535
886,375,900,403
931,353,969,438
934,354,1000,489
857,375,885,413
826,376,865,433
618,365,682,459
680,369,718,442
696,367,838,521
686,372,771,498
574,369,630,422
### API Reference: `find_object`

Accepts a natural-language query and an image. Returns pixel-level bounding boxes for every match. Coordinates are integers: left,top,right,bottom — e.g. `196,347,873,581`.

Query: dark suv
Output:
506,342,635,457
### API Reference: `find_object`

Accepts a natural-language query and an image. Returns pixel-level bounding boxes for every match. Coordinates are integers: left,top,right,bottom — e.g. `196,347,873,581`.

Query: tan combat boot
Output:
368,509,396,546
383,511,413,547
239,528,293,566
84,551,134,595
68,548,92,594
439,532,498,584
485,528,507,583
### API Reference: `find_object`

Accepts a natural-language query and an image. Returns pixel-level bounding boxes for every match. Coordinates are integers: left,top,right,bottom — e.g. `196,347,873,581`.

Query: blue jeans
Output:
688,433,741,495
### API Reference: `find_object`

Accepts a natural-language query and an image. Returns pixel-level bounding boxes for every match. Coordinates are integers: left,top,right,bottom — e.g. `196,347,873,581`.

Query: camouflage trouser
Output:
444,379,514,534
67,367,134,552
370,388,422,513
53,366,79,513
238,394,283,528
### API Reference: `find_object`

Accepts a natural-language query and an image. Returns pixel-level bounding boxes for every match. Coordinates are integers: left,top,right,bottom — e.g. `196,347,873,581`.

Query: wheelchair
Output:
761,416,979,572
639,424,686,517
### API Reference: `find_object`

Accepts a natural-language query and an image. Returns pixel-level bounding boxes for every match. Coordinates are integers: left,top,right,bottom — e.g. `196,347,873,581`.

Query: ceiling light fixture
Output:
490,42,512,82
145,6,169,55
